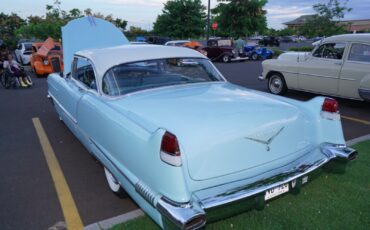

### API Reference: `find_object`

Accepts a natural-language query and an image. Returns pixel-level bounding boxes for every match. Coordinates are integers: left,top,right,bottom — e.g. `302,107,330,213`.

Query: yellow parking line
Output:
341,115,370,125
32,118,83,230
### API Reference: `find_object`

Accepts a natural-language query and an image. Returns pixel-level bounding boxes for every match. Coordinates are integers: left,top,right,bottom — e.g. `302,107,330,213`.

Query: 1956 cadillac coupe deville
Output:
259,34,370,101
48,17,358,229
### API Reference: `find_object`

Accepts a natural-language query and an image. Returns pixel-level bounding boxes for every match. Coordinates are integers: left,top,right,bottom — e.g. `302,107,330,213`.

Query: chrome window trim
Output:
346,42,370,64
99,58,227,100
311,42,347,61
71,55,101,95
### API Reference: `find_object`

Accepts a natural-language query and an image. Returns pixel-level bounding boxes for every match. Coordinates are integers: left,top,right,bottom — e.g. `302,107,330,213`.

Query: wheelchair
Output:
0,67,33,89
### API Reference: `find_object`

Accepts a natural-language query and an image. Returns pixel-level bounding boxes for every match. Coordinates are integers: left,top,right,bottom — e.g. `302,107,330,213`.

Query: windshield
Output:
24,43,32,51
102,58,224,96
51,45,61,51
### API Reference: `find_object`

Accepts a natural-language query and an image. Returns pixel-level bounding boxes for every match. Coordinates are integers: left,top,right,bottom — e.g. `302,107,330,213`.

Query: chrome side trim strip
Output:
340,77,357,81
300,73,338,79
135,181,157,207
48,92,77,124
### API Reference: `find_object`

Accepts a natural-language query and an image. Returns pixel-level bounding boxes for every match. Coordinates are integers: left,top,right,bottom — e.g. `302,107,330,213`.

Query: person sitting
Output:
3,54,32,87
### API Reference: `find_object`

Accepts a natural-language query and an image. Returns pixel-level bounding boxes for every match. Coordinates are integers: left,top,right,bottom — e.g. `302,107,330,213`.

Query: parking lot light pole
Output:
206,0,210,41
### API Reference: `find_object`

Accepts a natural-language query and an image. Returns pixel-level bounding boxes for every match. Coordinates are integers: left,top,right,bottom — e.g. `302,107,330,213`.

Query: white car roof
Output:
324,33,370,43
164,40,190,45
76,44,207,86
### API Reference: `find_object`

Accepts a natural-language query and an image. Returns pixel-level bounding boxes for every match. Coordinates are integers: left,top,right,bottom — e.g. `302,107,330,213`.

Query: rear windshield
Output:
102,58,223,96
24,43,32,51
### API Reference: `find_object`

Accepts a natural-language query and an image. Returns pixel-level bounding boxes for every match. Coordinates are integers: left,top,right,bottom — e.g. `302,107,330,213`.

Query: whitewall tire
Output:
104,167,126,198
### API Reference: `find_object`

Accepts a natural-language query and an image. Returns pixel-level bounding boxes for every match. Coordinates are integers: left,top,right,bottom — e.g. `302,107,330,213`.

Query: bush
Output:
271,48,283,58
288,46,314,52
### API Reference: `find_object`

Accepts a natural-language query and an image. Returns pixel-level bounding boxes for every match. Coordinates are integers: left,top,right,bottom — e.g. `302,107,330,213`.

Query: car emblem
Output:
245,127,285,151
291,179,296,188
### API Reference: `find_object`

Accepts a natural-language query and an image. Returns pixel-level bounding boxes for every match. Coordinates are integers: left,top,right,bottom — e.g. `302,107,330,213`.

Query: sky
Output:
1,0,369,30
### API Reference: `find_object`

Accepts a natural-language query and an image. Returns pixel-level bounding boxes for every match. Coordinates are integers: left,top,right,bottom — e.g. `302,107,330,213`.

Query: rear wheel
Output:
104,167,127,198
268,73,287,95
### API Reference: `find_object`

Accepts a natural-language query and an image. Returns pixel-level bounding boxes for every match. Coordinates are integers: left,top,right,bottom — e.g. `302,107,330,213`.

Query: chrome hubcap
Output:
269,76,282,94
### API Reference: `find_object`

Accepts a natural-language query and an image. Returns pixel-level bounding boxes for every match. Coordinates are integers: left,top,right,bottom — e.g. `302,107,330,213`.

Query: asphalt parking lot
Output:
0,61,369,230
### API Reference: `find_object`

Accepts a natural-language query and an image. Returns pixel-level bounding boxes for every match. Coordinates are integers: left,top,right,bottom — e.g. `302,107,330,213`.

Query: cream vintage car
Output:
259,34,370,101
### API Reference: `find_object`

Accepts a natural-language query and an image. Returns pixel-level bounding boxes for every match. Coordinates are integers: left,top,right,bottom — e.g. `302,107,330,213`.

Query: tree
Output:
299,0,352,37
212,0,267,38
153,0,206,39
15,0,127,41
0,13,26,48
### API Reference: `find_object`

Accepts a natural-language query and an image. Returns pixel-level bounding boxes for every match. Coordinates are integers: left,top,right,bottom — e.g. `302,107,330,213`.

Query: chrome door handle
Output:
334,62,343,66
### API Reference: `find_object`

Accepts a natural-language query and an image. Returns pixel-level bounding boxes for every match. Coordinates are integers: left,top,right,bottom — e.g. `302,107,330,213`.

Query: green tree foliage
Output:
126,26,150,39
0,13,26,48
212,0,267,38
153,0,206,39
15,1,127,42
299,0,352,37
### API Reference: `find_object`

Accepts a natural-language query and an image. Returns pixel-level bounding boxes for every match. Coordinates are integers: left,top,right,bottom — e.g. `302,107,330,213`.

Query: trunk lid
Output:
109,82,315,181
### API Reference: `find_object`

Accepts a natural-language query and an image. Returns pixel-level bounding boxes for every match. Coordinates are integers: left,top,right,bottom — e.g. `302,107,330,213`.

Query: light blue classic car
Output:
48,17,358,229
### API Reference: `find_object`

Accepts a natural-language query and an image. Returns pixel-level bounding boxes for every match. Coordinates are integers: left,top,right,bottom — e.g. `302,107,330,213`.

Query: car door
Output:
57,57,90,135
339,42,370,99
206,40,221,59
298,42,345,95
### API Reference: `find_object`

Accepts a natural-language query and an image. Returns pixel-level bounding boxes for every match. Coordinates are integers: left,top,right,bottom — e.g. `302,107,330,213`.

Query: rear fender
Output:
359,74,370,90
297,97,345,145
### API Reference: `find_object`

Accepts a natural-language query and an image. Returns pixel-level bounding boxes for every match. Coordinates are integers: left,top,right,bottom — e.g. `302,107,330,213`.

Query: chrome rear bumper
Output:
156,143,357,229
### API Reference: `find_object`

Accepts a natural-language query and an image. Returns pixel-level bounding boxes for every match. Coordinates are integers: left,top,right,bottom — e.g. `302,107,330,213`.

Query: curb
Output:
83,209,144,230
346,134,370,146
84,134,370,230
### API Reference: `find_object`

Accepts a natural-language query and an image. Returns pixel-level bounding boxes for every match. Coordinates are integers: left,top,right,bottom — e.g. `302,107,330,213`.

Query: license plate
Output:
265,183,289,200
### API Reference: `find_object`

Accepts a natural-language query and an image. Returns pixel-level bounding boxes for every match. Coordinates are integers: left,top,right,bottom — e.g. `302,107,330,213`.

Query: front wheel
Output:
104,167,127,198
221,54,231,63
268,73,287,95
251,53,259,60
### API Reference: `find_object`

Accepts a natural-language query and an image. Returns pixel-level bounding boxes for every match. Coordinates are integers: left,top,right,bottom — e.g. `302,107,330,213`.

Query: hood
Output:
61,16,129,76
108,82,315,181
37,37,56,57
278,52,310,62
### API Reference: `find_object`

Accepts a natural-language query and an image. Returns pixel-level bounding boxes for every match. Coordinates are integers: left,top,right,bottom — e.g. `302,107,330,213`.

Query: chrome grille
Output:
51,57,61,73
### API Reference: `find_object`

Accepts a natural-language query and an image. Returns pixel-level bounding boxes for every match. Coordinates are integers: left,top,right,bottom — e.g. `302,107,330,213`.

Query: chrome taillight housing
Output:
160,131,182,166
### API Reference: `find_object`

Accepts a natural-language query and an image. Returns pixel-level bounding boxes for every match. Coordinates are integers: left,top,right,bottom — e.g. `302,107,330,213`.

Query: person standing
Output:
234,37,246,57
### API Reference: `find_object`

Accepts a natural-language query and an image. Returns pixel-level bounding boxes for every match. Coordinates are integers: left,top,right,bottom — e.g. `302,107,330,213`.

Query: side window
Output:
313,43,345,60
348,43,370,63
208,40,217,47
72,58,97,91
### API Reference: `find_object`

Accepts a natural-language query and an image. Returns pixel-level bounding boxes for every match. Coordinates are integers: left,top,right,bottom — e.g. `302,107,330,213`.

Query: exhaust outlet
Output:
321,143,358,162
